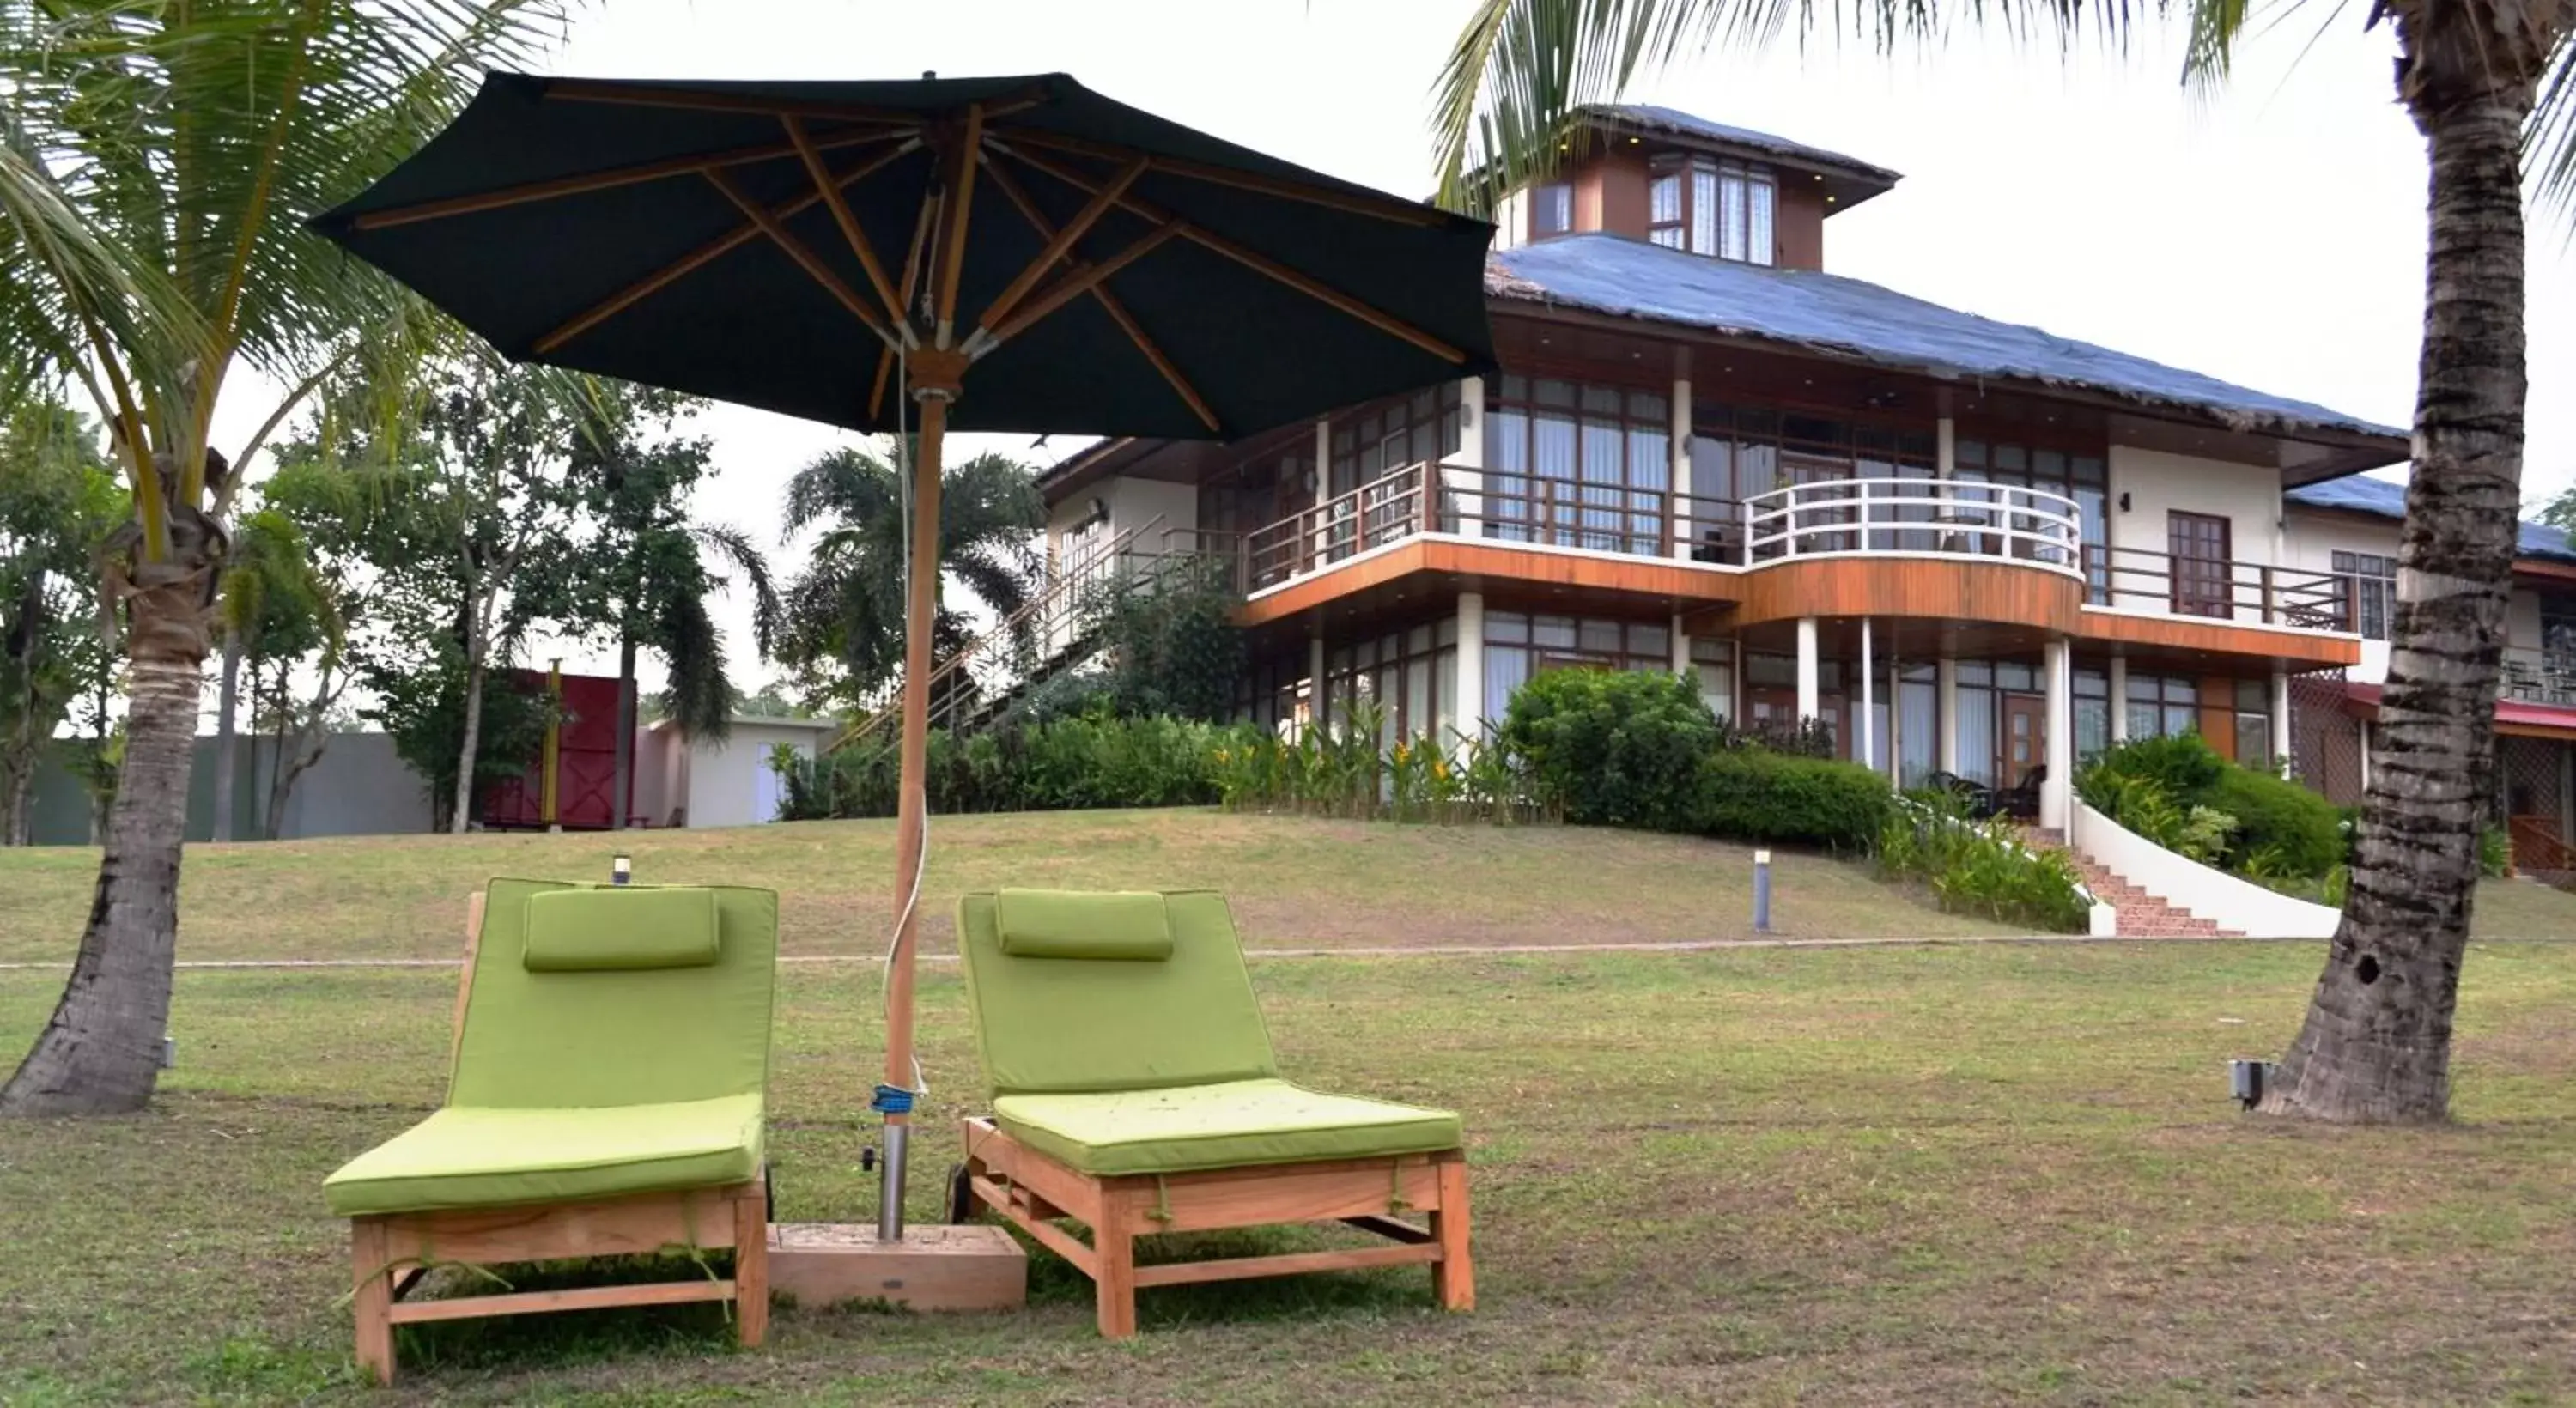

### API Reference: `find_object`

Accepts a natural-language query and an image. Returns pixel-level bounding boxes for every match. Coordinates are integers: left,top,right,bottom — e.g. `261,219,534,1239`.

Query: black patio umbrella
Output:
315,70,1498,1240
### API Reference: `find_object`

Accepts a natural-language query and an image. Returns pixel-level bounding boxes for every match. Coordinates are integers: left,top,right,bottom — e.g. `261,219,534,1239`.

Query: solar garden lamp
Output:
1753,849,1773,933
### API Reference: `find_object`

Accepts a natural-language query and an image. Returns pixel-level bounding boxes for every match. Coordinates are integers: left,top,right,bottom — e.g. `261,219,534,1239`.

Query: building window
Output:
2331,550,2396,640
2125,673,2199,742
1484,611,1669,724
1648,172,1684,248
1690,634,1735,720
1953,438,2108,583
1485,376,1672,555
2233,678,2273,767
2074,666,2110,761
1330,385,1463,496
1322,618,1461,746
1532,182,1573,239
1649,157,1776,265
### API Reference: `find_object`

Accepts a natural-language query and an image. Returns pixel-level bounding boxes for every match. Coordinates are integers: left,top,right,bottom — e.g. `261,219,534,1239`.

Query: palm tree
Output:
1435,0,2573,1123
0,2,569,1116
778,443,1045,712
547,388,783,826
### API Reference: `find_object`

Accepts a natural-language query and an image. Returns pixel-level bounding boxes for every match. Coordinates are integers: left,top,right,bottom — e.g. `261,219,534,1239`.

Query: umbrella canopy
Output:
315,70,1498,1244
314,71,1498,439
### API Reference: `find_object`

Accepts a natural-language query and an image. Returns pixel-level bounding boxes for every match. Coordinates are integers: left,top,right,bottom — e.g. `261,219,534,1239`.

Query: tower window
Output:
1649,156,1777,265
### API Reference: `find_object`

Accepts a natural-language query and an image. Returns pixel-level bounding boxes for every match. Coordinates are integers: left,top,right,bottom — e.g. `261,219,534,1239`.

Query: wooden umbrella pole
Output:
883,350,964,1241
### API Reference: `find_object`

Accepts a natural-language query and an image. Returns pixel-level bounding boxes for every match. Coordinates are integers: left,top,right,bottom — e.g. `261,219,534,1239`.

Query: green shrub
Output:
1688,748,1893,852
2093,731,2227,798
2202,765,2342,878
1877,792,2091,932
2481,825,2512,877
1498,668,1722,829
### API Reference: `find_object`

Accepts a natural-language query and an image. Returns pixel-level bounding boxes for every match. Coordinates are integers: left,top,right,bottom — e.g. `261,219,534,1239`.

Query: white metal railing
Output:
1743,478,2083,573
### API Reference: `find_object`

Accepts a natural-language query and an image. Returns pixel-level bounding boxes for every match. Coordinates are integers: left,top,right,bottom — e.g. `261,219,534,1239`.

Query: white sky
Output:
210,0,2576,703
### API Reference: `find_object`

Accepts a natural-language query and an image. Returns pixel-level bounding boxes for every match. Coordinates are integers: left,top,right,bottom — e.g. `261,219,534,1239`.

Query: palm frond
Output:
690,520,782,658
2535,35,2576,221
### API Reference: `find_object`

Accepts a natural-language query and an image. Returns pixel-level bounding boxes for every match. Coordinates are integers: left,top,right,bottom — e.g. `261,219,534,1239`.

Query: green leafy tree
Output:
518,386,780,829
0,2,571,1114
215,506,348,841
778,442,1044,710
0,399,120,844
1434,0,2573,1125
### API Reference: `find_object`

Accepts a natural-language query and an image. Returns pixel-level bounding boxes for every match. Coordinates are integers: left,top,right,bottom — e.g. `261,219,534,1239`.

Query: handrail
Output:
2083,544,2347,628
1745,477,2083,570
827,512,1169,755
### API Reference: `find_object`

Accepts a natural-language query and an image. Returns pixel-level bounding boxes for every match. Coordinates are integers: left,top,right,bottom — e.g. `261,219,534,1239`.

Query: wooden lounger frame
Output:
959,1115,1471,1338
346,893,769,1384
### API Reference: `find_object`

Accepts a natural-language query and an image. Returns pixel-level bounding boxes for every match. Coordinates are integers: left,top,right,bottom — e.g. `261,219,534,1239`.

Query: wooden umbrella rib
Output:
993,143,1467,364
992,125,1443,227
972,154,1147,336
784,114,907,326
532,142,914,355
978,153,1219,433
987,222,1182,345
869,181,941,421
702,167,892,341
350,128,902,231
933,104,985,346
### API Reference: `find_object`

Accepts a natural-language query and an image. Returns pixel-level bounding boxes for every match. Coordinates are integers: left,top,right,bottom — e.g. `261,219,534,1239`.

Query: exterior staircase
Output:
2024,828,2244,939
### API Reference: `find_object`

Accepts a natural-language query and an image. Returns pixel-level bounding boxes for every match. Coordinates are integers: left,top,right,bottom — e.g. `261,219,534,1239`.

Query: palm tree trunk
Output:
1,554,212,1115
2,753,31,847
2260,74,2530,1124
210,627,241,842
611,627,636,831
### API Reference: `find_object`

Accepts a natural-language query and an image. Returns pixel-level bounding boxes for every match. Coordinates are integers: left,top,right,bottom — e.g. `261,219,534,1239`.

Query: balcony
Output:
1228,464,2356,642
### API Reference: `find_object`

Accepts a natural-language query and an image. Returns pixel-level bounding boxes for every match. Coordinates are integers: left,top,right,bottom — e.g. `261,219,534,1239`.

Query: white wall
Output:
1107,476,1197,551
2072,802,2342,938
684,722,833,828
2105,446,2283,621
2281,509,2399,682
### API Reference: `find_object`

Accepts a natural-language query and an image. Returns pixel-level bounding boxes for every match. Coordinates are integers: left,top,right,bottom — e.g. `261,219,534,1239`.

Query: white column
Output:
1795,617,1821,721
1312,416,1331,508
1936,415,1957,480
2042,638,2074,831
1670,613,1690,676
1858,616,1876,772
1449,376,1485,537
2359,720,2373,792
1887,652,1904,785
2271,667,2292,776
2107,656,2130,743
1936,656,1960,774
1455,592,1486,744
1670,374,1693,561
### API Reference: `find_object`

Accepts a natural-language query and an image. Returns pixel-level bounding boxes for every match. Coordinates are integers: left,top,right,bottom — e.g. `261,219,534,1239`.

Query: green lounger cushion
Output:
324,877,781,1218
523,886,720,971
995,889,1172,961
992,1077,1461,1176
957,889,1278,1095
324,1093,763,1217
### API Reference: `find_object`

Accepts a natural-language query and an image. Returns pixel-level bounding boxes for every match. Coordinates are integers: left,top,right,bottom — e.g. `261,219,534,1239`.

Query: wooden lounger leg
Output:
733,1180,769,1348
351,1217,397,1384
1430,1157,1474,1312
1094,1188,1139,1338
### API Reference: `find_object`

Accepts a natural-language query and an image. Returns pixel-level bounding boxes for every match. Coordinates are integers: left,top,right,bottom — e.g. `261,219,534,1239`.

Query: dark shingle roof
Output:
2285,475,2576,564
1578,104,1901,185
1487,234,2405,448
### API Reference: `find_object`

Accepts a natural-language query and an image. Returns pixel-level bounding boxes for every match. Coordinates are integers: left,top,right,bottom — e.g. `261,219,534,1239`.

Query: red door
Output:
2002,694,2047,786
2168,511,2233,619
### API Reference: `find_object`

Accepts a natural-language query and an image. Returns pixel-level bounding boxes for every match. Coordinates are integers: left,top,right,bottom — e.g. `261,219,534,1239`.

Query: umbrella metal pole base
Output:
877,1122,910,1240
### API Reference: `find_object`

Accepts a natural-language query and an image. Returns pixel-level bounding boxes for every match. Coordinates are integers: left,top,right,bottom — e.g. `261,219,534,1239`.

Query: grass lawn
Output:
0,809,2056,966
7,926,2576,1404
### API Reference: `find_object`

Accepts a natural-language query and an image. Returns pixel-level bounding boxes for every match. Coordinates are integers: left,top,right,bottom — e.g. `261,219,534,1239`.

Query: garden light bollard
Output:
1753,849,1772,933
611,854,632,887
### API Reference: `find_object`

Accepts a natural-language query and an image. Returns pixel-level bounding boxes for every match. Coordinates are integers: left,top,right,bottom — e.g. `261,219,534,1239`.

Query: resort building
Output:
1036,105,2476,851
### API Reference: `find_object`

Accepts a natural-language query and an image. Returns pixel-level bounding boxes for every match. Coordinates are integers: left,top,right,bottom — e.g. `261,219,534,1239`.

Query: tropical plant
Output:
0,1,572,1114
0,399,119,845
1879,791,2092,932
209,506,343,841
1688,746,1893,852
777,441,1044,711
1431,0,2575,1126
1498,666,1720,828
519,385,781,828
1078,551,1246,723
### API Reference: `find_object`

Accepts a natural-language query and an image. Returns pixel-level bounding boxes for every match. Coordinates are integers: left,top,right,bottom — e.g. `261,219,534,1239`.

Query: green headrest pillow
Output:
994,889,1173,961
522,886,721,971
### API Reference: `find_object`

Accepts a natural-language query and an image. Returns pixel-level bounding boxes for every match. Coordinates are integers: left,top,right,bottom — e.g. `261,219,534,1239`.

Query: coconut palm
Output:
778,443,1045,712
0,2,571,1116
1435,0,2573,1123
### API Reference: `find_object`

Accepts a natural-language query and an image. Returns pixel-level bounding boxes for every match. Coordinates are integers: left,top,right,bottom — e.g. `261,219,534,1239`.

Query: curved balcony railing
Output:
1743,478,2084,570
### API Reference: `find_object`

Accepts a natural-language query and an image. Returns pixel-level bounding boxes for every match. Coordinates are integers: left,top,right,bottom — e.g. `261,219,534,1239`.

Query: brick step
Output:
2020,828,2245,940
